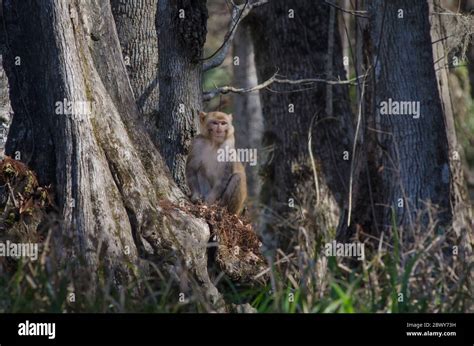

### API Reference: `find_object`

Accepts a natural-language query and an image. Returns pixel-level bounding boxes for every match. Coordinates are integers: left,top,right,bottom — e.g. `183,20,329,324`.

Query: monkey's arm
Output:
186,138,204,201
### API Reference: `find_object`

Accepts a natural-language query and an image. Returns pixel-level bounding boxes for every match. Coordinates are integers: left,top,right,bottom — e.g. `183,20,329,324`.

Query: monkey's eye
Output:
220,122,227,126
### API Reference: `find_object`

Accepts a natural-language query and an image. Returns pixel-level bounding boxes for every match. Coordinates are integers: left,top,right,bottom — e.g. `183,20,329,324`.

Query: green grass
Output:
0,241,470,313
0,207,471,313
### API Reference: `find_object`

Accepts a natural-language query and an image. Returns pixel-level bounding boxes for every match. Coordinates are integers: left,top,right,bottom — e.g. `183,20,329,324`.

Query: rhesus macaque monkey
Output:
186,111,247,215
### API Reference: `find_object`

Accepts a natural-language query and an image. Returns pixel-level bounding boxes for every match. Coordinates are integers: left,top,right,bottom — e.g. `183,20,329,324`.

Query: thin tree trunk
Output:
338,0,374,241
232,23,263,199
339,0,352,78
2,0,219,301
156,0,207,190
249,0,354,251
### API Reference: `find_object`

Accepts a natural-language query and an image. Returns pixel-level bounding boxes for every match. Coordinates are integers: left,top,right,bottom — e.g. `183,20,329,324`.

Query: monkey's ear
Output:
228,113,233,121
199,111,207,122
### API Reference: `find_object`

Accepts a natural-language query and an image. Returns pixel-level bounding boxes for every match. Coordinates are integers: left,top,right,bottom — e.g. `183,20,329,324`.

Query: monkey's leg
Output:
220,173,246,215
186,167,203,202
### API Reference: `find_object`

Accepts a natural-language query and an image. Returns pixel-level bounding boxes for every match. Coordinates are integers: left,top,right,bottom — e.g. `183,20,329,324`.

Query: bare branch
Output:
203,73,365,101
202,0,268,72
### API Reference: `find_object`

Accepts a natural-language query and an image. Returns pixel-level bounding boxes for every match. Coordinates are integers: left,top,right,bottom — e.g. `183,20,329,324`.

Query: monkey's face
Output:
199,111,234,144
208,119,229,143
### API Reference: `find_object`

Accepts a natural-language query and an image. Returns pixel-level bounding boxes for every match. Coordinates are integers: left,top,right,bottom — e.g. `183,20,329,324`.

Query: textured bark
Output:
365,0,452,231
111,0,159,134
249,0,354,251
461,0,474,98
430,0,471,237
0,53,10,127
0,1,11,157
2,0,219,301
156,0,207,190
232,24,263,199
468,36,474,99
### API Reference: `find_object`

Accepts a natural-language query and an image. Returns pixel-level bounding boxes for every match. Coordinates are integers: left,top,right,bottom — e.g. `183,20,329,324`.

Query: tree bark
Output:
156,0,207,190
232,23,263,199
430,0,471,236
0,0,11,157
365,0,452,231
110,0,159,135
461,0,474,98
2,0,219,301
248,0,354,251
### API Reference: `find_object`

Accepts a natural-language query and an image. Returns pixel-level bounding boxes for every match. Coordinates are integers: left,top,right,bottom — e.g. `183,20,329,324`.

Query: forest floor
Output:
0,156,471,313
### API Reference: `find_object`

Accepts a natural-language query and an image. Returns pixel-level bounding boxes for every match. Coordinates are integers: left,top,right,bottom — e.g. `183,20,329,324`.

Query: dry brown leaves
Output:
176,200,268,286
0,156,54,229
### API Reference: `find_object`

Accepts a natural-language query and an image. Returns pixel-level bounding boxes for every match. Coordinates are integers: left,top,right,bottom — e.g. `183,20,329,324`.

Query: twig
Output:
324,0,368,18
203,73,364,101
6,182,18,208
202,0,268,72
253,253,294,279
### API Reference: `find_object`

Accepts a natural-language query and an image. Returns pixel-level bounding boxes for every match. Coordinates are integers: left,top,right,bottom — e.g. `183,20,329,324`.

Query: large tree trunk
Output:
110,0,159,135
248,0,354,251
232,23,263,199
365,0,452,232
2,0,219,301
156,0,207,190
